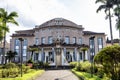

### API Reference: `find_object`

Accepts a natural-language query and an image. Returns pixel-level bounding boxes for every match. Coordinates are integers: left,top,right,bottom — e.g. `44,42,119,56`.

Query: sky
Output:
0,0,119,42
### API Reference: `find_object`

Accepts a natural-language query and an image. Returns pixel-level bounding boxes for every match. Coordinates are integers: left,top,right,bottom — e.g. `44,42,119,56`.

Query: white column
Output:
62,49,64,65
38,51,41,61
85,51,88,60
74,48,78,61
63,48,66,64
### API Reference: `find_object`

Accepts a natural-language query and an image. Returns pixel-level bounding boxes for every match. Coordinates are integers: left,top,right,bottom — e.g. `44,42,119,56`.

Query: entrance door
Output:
56,54,61,66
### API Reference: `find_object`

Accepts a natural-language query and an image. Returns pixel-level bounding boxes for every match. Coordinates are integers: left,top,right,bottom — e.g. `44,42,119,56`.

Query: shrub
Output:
80,61,91,72
33,63,39,69
75,64,81,71
2,68,19,78
4,62,18,69
38,61,44,68
22,64,30,73
69,62,77,68
97,70,104,78
43,62,49,68
27,59,34,63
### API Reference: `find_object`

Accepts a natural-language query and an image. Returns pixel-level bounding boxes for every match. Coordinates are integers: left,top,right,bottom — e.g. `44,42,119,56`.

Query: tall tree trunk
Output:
108,8,113,45
1,32,6,64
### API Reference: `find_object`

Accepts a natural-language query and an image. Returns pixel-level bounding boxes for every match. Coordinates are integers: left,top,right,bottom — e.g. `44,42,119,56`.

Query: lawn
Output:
0,69,45,80
71,69,109,80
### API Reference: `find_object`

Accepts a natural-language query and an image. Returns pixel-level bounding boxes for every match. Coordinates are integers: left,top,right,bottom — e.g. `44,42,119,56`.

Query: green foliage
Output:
6,51,17,62
72,69,109,80
4,63,18,69
43,62,49,68
2,68,19,78
0,69,45,80
27,59,34,63
69,62,77,68
38,61,44,68
32,63,39,69
94,45,120,79
21,64,30,73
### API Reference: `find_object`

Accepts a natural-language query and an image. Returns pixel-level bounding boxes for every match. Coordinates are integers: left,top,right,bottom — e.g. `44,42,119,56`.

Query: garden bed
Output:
71,69,109,80
0,69,45,80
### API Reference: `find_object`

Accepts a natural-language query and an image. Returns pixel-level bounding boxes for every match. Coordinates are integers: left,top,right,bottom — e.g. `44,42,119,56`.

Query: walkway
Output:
35,70,79,80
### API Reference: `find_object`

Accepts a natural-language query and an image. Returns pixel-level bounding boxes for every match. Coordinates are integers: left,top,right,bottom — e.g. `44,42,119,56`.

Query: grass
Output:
0,69,45,80
71,69,109,80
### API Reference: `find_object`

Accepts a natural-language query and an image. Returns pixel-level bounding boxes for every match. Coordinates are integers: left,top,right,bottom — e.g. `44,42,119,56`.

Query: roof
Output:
37,18,83,29
15,29,34,33
106,39,119,43
83,31,105,35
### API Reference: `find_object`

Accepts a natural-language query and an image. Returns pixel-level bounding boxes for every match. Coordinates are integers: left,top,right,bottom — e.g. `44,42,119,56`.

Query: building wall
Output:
11,18,106,65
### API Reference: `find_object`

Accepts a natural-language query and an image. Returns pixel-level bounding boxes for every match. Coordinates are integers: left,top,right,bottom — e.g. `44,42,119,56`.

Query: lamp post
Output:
89,36,95,77
18,38,24,77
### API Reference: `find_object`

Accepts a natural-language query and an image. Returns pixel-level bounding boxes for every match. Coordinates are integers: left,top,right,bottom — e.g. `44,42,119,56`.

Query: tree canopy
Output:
94,45,120,80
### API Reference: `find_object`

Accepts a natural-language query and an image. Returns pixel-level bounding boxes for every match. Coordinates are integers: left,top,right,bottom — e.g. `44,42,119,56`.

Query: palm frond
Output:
95,0,106,4
7,19,19,26
116,19,120,30
96,5,106,13
0,8,5,14
8,11,18,18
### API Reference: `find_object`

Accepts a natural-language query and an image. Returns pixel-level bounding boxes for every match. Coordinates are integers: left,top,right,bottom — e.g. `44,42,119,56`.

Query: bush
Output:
69,62,77,68
75,64,81,71
43,62,49,68
97,70,104,78
38,61,44,68
4,62,18,69
33,63,39,69
22,64,30,73
2,68,19,78
27,59,34,63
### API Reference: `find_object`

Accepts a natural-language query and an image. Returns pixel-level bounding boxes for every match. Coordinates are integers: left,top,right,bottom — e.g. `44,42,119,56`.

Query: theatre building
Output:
10,18,106,66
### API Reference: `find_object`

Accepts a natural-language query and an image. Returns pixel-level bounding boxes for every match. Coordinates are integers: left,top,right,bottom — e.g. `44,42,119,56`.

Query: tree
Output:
27,47,39,60
94,45,120,80
6,50,17,63
80,44,89,61
95,0,114,45
0,8,18,64
113,0,120,44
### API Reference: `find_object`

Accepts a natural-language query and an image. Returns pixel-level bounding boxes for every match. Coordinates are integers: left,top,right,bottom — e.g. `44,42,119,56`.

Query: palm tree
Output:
113,0,120,44
0,8,18,64
6,50,17,63
27,47,39,60
96,0,114,45
80,44,89,61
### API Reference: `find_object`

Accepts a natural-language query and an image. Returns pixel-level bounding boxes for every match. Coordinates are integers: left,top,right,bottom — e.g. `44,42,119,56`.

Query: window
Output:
23,39,27,46
35,38,39,45
98,37,103,51
79,38,82,44
48,36,53,44
65,36,70,44
48,52,53,62
15,39,20,55
72,37,76,44
41,37,45,44
23,49,27,56
79,52,82,60
89,39,95,56
15,49,19,55
66,52,72,63
15,39,20,46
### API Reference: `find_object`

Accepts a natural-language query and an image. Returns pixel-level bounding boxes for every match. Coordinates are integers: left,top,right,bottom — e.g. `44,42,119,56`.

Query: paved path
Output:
35,70,79,80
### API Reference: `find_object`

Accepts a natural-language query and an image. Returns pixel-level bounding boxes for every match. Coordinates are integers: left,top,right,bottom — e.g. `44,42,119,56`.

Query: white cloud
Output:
0,0,119,42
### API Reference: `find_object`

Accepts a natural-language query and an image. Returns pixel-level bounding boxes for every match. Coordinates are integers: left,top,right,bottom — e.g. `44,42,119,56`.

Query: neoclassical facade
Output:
11,18,106,66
